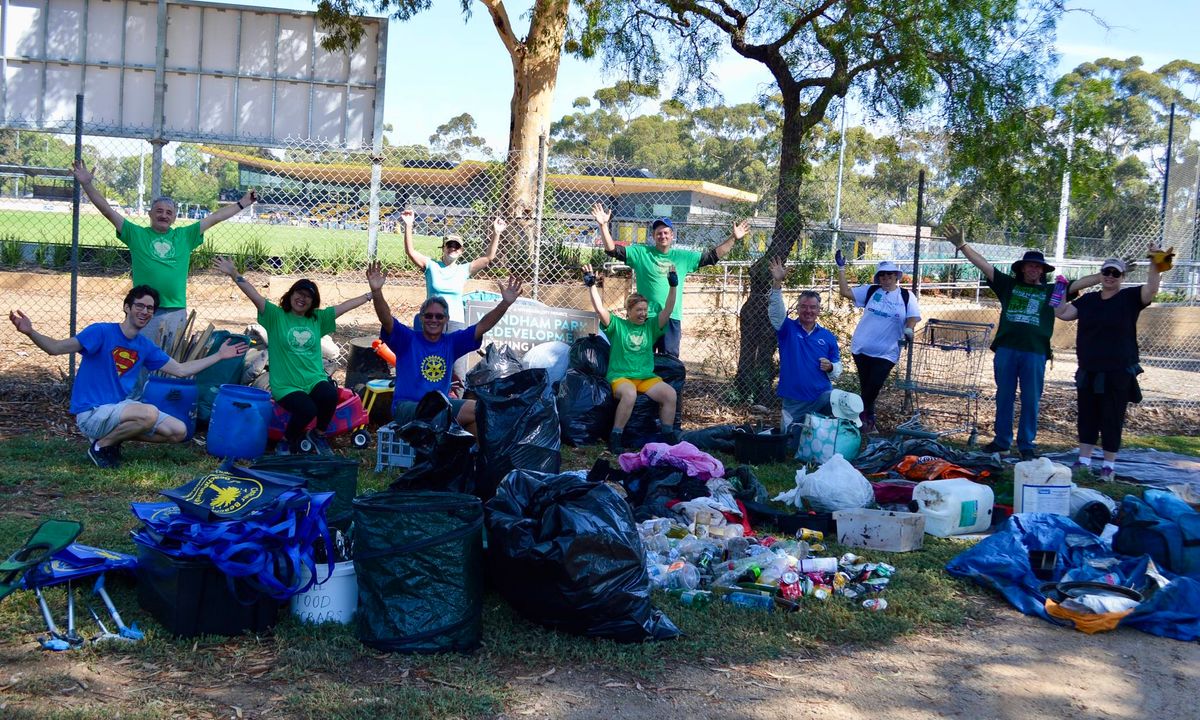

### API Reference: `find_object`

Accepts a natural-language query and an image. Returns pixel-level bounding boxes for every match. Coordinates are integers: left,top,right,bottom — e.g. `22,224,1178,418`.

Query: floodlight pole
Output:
832,98,849,253
149,0,168,198
1159,102,1176,246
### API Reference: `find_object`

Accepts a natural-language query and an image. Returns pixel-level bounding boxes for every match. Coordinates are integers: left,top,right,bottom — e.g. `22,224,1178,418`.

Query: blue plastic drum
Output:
208,385,272,460
141,376,199,441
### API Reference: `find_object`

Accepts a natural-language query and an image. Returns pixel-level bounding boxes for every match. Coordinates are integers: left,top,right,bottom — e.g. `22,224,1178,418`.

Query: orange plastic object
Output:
371,338,396,366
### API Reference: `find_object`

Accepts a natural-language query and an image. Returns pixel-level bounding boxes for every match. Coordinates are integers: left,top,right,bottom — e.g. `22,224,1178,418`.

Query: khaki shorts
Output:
76,400,174,441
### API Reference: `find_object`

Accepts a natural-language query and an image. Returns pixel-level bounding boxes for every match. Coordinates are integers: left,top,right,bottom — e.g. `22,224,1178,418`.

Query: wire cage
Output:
895,318,995,445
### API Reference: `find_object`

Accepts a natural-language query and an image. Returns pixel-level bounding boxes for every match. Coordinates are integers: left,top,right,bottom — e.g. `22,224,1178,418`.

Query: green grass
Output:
0,209,444,265
1123,434,1200,456
0,435,994,719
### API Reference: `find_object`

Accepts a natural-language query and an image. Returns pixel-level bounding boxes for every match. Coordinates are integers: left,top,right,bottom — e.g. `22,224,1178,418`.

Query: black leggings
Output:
1076,370,1133,454
852,353,896,416
277,380,339,448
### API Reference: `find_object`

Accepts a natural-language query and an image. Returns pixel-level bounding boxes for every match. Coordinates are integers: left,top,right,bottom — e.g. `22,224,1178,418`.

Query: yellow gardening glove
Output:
1148,247,1175,272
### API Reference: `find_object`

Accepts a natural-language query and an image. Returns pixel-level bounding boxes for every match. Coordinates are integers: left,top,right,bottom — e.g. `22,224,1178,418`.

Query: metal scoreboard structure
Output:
0,0,387,148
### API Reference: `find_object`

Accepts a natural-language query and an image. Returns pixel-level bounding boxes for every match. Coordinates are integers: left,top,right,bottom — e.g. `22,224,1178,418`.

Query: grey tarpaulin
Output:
1043,448,1200,489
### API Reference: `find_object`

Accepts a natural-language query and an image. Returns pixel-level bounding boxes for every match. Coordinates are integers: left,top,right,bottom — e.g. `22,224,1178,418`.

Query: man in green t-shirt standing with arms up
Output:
592,202,750,357
72,160,258,350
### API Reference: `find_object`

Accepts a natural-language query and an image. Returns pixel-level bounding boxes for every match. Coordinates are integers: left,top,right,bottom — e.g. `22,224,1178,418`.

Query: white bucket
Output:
290,560,357,625
913,478,994,537
1014,458,1073,515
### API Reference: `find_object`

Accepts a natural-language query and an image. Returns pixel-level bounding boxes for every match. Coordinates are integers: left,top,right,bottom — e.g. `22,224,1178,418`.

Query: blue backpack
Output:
1113,490,1200,577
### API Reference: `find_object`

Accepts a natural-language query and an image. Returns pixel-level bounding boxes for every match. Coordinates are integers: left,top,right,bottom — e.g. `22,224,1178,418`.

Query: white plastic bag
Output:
773,454,874,512
521,341,571,384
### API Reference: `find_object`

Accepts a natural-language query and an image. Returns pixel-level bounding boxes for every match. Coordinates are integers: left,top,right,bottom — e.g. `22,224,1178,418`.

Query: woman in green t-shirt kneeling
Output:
582,263,679,454
215,257,375,454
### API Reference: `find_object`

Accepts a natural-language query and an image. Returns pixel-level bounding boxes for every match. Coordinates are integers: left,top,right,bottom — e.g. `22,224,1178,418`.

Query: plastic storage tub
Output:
832,508,925,552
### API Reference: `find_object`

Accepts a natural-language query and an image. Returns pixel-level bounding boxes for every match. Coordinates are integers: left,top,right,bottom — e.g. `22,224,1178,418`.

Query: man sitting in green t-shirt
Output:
592,202,750,358
72,160,258,350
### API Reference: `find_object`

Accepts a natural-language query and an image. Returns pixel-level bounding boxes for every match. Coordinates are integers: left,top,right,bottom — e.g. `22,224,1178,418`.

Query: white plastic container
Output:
1014,458,1074,515
832,508,925,552
912,478,995,536
290,560,358,625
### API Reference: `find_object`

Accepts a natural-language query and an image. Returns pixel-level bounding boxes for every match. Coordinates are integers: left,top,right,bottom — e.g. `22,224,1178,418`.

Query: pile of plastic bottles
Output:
639,518,894,613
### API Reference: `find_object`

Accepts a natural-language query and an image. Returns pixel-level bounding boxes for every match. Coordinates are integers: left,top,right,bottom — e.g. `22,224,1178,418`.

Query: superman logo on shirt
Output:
112,347,139,375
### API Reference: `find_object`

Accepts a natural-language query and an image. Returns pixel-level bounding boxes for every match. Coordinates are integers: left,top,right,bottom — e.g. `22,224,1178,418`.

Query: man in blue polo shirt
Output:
768,257,843,429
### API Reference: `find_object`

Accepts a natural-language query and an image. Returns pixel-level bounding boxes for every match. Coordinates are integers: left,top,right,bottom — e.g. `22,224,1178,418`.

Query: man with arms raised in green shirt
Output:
72,160,258,350
592,203,750,357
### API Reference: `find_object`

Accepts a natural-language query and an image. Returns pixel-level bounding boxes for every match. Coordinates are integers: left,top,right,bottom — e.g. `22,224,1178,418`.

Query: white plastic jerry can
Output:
912,478,995,537
1013,457,1074,515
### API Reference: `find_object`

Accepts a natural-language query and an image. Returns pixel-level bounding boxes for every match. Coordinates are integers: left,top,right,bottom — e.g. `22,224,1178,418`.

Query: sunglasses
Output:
1101,268,1123,278
443,243,462,250
423,312,447,320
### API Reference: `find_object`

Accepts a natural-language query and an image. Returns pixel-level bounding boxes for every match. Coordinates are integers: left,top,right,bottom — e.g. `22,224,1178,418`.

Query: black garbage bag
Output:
485,469,679,643
567,334,610,378
725,465,769,504
680,424,739,454
556,370,615,446
353,491,484,653
623,355,686,448
475,369,561,501
391,392,477,495
466,343,524,389
250,454,359,529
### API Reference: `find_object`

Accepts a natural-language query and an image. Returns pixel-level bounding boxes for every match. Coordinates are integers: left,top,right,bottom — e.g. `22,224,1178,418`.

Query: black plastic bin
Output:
732,427,790,465
741,501,837,538
250,455,359,529
134,542,280,638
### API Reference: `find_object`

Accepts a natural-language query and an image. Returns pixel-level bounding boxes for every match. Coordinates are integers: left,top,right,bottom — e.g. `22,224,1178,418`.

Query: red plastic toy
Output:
268,386,371,450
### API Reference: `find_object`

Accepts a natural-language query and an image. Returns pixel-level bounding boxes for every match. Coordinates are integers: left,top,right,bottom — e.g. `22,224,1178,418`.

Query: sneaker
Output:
862,413,878,435
274,443,293,456
608,429,624,455
1098,466,1115,480
1019,448,1036,462
87,442,119,469
1070,460,1093,477
306,430,333,456
661,427,681,445
981,441,1008,455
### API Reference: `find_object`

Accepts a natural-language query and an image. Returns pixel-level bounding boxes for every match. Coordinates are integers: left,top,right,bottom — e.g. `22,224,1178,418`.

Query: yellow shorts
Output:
611,376,662,394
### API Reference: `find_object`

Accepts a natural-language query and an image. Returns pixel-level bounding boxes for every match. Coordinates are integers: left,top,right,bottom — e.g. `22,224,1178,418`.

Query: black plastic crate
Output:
742,501,837,538
733,427,790,465
135,543,280,638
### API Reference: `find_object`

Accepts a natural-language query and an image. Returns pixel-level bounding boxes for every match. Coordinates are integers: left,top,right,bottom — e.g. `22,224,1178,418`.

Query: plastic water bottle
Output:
1049,275,1068,307
726,591,774,612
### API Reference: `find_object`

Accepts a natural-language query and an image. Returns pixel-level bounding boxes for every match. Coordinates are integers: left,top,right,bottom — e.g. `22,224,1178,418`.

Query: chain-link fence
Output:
1,118,1197,434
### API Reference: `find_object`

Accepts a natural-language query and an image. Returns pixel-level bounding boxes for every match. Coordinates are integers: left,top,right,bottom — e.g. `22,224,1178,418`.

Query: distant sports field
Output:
0,209,446,263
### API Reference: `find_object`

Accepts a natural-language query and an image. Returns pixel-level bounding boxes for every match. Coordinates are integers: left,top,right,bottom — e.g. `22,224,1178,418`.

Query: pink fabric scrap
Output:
617,441,725,481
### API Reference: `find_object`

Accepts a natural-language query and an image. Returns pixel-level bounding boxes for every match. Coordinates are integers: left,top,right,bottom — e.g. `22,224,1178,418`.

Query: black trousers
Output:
852,353,895,416
277,379,339,448
1076,370,1134,454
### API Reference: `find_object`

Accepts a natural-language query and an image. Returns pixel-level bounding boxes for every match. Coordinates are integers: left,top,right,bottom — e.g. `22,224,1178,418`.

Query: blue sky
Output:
245,0,1199,150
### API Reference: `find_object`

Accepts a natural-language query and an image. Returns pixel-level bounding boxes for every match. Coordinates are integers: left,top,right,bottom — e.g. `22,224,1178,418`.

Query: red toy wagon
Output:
268,386,371,451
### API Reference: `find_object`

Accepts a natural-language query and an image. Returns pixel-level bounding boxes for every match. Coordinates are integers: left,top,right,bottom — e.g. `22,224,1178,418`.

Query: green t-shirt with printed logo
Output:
257,303,336,400
624,245,702,321
602,315,664,383
118,221,204,308
986,270,1055,357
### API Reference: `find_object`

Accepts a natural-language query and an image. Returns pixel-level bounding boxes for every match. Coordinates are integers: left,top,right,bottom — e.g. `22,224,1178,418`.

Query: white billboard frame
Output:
0,0,387,149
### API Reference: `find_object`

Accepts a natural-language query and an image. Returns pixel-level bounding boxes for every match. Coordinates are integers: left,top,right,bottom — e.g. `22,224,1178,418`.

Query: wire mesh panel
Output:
895,319,995,443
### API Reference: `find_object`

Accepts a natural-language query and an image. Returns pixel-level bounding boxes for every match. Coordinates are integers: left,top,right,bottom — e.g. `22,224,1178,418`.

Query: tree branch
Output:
478,0,522,58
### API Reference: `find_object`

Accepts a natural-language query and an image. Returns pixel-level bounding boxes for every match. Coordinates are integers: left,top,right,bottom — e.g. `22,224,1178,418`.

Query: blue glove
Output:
835,249,845,268
582,272,596,287
668,270,679,287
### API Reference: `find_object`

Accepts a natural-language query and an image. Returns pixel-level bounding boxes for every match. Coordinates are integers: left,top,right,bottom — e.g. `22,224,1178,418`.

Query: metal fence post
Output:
902,169,925,414
69,93,84,382
531,134,548,301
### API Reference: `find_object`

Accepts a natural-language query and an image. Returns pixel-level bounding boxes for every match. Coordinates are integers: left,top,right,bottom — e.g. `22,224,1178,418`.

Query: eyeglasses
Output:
423,313,447,320
1101,268,1123,278
443,243,462,250
131,302,156,312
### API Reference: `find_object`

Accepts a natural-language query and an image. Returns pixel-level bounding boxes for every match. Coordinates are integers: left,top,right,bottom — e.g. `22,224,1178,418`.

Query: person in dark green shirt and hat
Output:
943,226,1101,460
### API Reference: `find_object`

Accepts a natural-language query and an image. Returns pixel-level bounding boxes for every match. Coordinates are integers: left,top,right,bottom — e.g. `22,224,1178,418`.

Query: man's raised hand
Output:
366,260,387,291
499,276,523,304
9,309,32,335
769,256,787,283
590,202,611,226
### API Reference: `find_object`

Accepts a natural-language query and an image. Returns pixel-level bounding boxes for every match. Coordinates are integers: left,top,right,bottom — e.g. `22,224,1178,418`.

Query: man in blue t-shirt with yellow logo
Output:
10,286,247,468
367,263,522,435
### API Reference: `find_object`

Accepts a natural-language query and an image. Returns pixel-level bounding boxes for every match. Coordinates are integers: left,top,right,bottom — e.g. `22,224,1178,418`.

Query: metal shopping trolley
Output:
894,318,994,446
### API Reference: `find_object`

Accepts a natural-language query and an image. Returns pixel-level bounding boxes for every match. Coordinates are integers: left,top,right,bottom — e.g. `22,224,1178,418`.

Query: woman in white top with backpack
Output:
836,250,921,434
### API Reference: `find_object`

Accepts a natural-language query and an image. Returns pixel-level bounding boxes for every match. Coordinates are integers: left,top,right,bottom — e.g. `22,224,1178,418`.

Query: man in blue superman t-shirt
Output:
10,285,246,468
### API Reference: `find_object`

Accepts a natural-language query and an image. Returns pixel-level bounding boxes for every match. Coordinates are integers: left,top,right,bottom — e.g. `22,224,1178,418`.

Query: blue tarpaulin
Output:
946,513,1200,641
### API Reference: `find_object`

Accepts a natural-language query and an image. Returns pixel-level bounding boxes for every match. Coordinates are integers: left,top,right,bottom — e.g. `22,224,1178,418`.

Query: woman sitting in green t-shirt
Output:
215,257,375,454
582,263,679,454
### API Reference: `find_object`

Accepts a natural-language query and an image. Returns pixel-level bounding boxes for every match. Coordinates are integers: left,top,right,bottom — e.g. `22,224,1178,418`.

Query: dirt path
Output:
508,604,1199,720
3,601,1195,719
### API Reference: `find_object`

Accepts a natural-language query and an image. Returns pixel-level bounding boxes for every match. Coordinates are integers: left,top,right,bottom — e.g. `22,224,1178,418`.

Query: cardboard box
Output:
833,508,926,552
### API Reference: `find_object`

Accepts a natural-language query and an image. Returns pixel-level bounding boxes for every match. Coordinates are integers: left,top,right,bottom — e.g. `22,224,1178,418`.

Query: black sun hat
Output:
1010,250,1055,275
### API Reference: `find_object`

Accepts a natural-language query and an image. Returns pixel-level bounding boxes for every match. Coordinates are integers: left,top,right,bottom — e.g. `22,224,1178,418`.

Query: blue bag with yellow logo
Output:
160,463,304,520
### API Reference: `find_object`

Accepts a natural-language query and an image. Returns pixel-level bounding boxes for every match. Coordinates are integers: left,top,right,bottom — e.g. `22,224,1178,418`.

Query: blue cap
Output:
652,217,673,230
